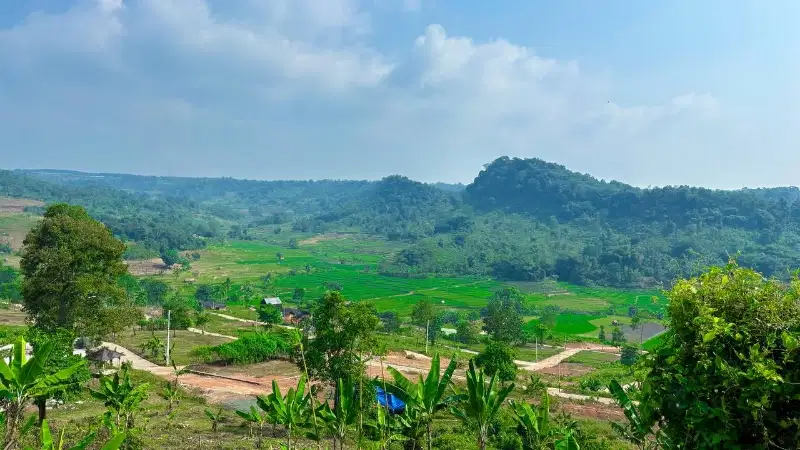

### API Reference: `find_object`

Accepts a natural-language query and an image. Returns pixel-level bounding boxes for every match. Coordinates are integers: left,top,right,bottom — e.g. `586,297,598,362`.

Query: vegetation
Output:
634,263,800,448
20,204,138,339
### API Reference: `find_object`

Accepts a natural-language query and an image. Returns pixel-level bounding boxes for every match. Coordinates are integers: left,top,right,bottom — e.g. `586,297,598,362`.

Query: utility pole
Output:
425,319,430,354
165,310,171,366
535,336,538,362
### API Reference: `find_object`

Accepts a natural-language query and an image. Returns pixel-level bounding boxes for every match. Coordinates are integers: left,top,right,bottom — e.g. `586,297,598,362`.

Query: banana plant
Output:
384,353,457,450
317,377,359,450
449,359,514,450
264,377,313,450
159,362,189,415
23,420,126,450
90,364,149,430
607,380,661,450
203,408,225,433
511,393,579,450
369,403,408,450
236,405,267,447
0,337,86,448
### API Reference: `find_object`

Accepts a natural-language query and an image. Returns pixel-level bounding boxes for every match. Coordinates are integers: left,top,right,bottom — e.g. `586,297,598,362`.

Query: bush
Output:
212,332,296,365
578,373,604,392
188,345,215,363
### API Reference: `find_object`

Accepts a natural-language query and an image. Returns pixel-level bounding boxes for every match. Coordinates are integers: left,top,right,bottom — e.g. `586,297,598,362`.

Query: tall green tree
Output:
639,263,800,448
20,204,131,338
258,305,283,325
475,339,518,382
410,299,436,329
450,360,515,450
483,288,524,343
305,292,379,384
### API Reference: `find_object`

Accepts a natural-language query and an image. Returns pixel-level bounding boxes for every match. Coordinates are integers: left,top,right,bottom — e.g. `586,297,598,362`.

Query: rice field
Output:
140,235,671,340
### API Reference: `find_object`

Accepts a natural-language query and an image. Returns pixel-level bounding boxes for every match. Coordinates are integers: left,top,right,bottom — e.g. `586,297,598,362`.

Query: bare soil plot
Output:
0,198,43,213
126,258,168,276
538,362,595,377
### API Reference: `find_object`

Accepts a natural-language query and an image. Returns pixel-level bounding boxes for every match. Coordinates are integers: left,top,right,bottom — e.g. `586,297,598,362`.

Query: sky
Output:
1,0,800,188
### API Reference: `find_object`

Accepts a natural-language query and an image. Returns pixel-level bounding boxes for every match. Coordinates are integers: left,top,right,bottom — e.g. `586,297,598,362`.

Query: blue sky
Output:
1,0,799,187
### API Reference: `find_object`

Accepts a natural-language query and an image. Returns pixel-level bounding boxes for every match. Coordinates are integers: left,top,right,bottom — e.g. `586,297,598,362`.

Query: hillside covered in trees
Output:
5,156,800,287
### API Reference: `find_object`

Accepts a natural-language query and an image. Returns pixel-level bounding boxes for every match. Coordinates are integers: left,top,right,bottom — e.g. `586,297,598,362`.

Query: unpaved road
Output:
97,342,296,403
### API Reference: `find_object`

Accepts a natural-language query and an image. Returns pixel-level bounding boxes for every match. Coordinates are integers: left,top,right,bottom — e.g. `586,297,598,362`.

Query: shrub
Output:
212,332,295,365
189,345,215,363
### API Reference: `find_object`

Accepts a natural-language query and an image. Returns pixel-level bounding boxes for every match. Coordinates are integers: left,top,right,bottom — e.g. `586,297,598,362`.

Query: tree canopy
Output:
638,263,800,448
20,203,136,338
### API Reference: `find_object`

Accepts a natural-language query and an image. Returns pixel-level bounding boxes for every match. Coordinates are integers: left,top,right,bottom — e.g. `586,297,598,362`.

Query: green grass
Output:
525,282,666,315
201,313,262,336
564,351,619,367
114,330,231,365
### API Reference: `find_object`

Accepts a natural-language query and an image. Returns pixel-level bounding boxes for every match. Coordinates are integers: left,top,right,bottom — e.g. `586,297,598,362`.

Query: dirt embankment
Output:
0,197,43,214
126,258,168,276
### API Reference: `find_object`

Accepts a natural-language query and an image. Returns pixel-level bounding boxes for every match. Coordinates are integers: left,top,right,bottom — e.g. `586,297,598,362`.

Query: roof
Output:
284,307,309,317
201,300,225,309
261,297,282,305
87,347,125,362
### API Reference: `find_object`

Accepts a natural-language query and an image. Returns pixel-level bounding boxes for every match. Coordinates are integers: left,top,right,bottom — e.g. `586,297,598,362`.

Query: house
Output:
261,297,282,306
201,300,227,311
283,307,310,324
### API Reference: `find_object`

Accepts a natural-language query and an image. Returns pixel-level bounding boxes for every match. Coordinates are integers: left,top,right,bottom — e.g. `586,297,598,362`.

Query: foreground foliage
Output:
634,263,800,448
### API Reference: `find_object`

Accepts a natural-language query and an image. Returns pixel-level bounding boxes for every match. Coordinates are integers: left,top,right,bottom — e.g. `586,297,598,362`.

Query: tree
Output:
483,288,524,343
454,319,480,344
140,280,169,306
162,294,194,330
449,359,515,450
620,344,639,368
639,263,800,448
611,327,626,345
258,305,283,325
410,299,436,328
160,249,180,267
597,325,606,341
21,204,131,338
385,354,457,450
305,292,379,384
194,311,210,335
0,337,86,447
379,311,401,333
292,288,305,304
140,334,164,361
475,339,518,382
194,284,214,303
288,238,299,249
629,315,644,344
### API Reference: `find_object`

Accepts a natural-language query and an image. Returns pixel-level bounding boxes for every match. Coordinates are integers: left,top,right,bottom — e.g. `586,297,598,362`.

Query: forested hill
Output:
466,157,793,231
6,158,800,287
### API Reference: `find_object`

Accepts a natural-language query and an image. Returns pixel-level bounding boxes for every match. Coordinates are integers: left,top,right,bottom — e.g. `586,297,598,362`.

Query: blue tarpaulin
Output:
375,386,405,414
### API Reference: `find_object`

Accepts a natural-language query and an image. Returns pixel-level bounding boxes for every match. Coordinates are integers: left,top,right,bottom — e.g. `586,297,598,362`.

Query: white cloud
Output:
0,0,735,186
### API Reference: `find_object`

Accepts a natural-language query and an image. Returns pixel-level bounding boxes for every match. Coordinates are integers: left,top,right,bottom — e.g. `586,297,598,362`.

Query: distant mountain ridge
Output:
6,158,800,286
